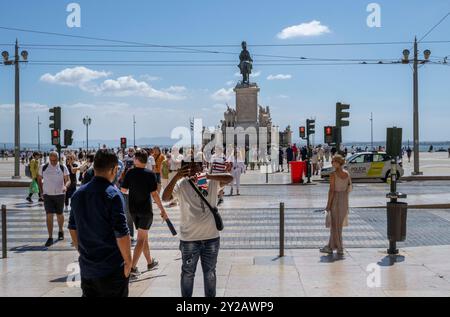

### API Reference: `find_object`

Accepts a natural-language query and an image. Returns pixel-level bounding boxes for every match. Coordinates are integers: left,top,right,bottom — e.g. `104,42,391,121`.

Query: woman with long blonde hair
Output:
321,154,352,256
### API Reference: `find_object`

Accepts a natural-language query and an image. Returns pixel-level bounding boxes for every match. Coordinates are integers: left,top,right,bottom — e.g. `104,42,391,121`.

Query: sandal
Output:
319,246,333,254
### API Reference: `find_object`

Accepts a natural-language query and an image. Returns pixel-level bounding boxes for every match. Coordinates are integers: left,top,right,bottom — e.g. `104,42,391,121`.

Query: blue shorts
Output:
154,173,161,184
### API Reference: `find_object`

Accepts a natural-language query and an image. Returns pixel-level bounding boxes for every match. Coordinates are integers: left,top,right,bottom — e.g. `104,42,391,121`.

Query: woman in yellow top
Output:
152,147,166,194
26,152,42,203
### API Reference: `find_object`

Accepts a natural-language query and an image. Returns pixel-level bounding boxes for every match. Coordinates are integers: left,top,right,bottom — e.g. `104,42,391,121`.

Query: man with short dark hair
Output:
120,149,169,277
69,149,132,297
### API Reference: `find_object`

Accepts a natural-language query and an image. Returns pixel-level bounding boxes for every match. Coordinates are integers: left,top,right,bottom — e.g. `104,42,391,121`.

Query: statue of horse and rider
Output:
238,41,253,85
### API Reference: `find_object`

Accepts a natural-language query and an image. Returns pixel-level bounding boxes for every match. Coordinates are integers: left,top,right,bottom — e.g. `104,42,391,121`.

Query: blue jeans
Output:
179,237,220,297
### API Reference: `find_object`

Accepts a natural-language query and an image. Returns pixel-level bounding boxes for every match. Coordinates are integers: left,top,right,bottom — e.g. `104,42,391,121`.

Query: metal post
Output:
133,115,136,148
388,157,399,255
412,37,422,175
370,112,374,150
86,123,89,152
279,202,285,258
13,40,20,179
265,162,269,184
306,135,311,183
2,205,6,259
37,116,41,152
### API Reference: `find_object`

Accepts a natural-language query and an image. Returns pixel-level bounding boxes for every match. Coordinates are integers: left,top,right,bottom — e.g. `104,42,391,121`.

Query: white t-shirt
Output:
146,156,156,171
39,163,69,196
172,178,220,242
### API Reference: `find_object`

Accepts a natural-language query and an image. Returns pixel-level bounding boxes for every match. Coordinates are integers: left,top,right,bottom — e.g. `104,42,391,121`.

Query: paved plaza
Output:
1,153,450,297
1,247,450,297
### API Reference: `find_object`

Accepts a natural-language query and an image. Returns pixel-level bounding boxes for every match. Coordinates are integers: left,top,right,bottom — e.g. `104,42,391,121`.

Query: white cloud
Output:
0,102,49,113
40,67,110,87
164,86,187,93
95,76,185,100
40,67,185,101
212,104,228,110
140,74,161,81
226,80,235,86
211,88,234,101
277,20,331,39
267,74,292,80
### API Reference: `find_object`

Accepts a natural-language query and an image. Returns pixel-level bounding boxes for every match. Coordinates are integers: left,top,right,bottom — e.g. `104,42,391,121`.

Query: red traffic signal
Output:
299,126,306,139
120,137,127,149
324,126,335,145
51,129,60,146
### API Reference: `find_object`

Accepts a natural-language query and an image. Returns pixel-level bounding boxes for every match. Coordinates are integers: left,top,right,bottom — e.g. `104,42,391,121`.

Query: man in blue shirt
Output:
69,149,132,297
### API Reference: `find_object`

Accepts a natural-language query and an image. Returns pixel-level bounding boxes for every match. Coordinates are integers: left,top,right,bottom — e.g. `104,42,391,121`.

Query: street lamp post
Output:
37,116,42,152
370,112,374,150
2,39,28,179
402,38,431,175
83,116,92,152
133,115,136,148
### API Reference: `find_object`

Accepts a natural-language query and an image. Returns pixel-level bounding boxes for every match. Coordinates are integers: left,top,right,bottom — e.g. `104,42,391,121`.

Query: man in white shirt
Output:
162,160,232,297
38,151,71,247
146,148,156,172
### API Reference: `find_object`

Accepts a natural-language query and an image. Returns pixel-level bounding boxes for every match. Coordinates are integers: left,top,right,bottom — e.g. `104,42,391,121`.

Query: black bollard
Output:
2,205,6,259
279,202,285,258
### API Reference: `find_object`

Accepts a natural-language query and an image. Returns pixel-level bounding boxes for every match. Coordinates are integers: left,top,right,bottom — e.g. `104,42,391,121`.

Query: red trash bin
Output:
290,161,305,183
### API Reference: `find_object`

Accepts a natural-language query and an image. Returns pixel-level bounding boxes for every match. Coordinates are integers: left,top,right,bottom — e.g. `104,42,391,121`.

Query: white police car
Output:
321,152,404,182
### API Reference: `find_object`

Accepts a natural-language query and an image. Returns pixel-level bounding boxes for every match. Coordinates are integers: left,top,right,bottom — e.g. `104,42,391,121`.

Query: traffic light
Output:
64,129,74,147
306,119,315,136
51,129,60,146
336,102,350,127
120,137,127,149
49,107,61,130
324,126,334,145
299,126,306,139
386,127,402,158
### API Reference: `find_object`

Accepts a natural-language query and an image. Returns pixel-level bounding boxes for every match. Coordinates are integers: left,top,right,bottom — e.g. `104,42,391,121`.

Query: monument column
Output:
234,84,259,126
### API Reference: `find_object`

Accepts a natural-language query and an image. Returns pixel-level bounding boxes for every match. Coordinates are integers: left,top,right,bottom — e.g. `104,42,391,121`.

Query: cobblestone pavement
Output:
2,206,450,252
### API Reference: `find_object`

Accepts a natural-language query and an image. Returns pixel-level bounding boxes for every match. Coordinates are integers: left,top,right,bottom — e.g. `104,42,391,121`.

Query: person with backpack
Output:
162,157,233,297
37,151,71,247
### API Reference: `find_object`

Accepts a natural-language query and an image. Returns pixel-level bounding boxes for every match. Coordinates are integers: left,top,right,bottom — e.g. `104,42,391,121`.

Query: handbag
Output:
187,179,224,231
29,179,39,194
347,177,353,193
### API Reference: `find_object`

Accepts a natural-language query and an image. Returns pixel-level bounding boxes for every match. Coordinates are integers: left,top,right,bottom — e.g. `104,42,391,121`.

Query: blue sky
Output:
0,0,449,145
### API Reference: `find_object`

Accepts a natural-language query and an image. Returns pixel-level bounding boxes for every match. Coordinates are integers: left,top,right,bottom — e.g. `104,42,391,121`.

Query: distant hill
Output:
0,136,183,151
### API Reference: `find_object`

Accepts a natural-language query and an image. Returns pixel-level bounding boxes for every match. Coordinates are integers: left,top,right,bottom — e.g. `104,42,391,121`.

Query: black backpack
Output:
42,163,65,174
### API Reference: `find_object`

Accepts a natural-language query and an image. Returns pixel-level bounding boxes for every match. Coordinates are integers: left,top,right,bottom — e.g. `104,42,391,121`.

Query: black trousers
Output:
81,267,129,297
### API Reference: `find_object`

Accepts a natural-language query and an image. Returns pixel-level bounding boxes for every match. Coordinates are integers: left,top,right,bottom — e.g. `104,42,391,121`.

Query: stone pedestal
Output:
234,84,259,125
